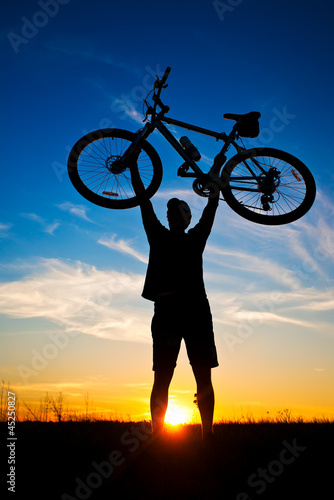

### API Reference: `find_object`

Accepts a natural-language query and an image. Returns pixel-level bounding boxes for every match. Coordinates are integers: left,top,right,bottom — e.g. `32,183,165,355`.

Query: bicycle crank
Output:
193,176,220,198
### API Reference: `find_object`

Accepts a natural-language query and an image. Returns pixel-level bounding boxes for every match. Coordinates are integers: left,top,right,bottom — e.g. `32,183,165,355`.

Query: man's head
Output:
167,198,192,232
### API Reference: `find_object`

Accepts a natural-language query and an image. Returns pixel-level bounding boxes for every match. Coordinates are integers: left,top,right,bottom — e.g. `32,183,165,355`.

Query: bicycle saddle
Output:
224,111,261,121
224,111,261,138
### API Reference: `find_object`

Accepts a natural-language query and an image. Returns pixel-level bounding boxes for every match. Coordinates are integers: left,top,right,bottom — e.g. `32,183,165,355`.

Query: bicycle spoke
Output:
226,153,310,219
73,134,157,204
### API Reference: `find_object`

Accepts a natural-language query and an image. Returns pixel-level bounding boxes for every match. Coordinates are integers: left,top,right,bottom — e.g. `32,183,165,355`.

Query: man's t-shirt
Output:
141,200,218,301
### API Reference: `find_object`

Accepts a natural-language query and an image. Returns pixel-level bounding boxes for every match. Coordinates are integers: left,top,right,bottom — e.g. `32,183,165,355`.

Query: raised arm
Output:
128,150,156,225
200,192,219,232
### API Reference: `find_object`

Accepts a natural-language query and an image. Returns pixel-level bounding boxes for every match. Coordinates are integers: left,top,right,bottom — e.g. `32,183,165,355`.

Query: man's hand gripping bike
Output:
67,67,316,225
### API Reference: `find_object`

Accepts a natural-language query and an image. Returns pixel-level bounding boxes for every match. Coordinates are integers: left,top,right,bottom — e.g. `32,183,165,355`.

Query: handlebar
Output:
154,66,171,89
161,66,171,85
143,67,171,121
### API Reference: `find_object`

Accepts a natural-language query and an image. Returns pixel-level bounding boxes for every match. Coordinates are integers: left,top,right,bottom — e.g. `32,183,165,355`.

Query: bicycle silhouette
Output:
67,67,316,225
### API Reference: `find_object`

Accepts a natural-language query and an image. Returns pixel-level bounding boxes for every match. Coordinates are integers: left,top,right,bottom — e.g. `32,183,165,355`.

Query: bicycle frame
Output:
134,113,244,181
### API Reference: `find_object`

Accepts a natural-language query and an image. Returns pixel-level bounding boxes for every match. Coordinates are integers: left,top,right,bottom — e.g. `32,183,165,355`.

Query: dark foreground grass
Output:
1,420,333,500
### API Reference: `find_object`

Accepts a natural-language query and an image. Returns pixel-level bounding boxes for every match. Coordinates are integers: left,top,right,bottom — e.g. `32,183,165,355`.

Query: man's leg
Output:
192,364,215,438
150,367,174,434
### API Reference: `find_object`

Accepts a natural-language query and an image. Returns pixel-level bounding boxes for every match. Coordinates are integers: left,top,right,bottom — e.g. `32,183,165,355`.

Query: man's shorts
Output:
151,293,219,371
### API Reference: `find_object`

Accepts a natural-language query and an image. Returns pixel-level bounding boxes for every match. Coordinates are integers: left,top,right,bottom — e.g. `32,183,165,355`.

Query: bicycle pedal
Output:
102,191,119,197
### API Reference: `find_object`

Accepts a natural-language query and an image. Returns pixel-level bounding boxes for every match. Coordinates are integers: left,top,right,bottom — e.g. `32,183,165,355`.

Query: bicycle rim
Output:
221,148,316,225
67,129,162,209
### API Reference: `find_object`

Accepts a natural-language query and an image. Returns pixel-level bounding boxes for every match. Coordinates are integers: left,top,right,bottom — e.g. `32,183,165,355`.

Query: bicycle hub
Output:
258,167,281,195
106,156,126,175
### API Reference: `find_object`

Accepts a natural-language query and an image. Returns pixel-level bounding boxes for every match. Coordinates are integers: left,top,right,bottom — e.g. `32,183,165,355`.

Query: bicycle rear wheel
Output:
221,148,316,225
67,128,163,209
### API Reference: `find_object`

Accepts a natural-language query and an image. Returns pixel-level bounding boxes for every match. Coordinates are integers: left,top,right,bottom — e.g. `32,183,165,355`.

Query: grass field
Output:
1,419,333,500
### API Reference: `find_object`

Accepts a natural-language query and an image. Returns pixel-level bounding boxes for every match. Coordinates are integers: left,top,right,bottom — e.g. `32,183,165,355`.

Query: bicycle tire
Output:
67,128,163,209
220,148,316,225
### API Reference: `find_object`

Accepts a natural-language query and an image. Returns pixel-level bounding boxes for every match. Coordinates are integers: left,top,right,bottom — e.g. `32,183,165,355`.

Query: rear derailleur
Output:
258,167,281,211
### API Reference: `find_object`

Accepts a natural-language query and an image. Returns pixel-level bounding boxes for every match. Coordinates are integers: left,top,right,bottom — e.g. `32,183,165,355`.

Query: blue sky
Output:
1,0,334,421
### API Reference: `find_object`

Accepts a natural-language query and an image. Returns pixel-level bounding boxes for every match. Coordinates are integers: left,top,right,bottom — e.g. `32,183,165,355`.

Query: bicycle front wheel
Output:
221,148,316,225
67,128,163,209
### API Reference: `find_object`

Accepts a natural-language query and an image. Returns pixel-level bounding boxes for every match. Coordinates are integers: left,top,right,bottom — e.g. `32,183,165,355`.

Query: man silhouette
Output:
130,153,219,440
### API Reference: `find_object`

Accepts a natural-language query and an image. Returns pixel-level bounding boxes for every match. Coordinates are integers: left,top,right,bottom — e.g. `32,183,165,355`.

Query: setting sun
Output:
164,405,193,426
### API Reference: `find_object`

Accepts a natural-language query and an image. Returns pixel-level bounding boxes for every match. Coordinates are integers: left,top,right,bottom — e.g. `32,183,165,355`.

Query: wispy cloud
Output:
0,222,12,236
206,190,334,295
45,222,60,235
298,297,334,311
20,213,59,235
14,381,87,393
21,213,44,224
154,188,194,200
57,202,94,222
236,310,316,328
206,244,300,289
1,189,333,349
113,101,145,124
208,285,334,346
0,255,333,362
0,258,150,343
200,153,214,166
98,234,148,263
44,36,139,75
